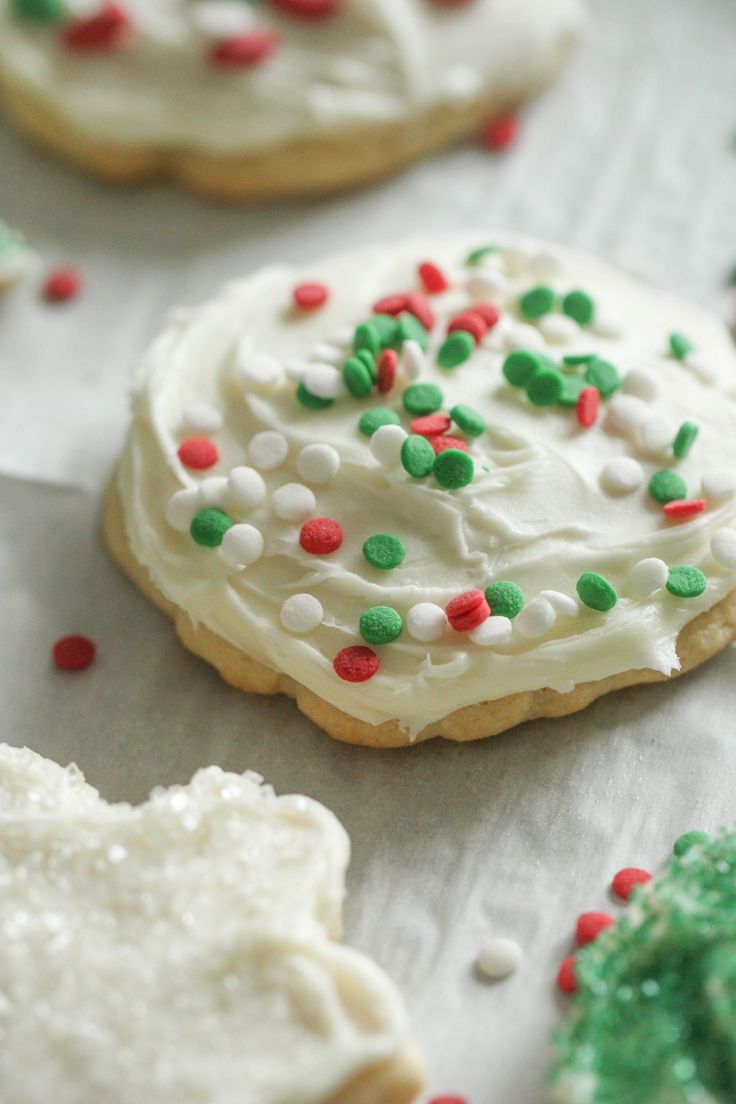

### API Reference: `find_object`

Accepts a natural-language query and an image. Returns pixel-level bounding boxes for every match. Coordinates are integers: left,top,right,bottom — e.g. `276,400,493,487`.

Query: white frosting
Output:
118,235,736,738
0,743,412,1103
0,0,585,154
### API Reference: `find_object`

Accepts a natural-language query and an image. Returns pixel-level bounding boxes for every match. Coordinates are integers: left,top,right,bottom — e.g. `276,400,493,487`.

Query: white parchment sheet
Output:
1,1,736,1100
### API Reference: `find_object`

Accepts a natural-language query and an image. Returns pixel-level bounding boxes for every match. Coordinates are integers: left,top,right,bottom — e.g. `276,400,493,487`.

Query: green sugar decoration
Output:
669,332,694,360
666,565,707,598
673,830,711,857
527,369,564,406
397,313,429,351
401,434,435,478
558,376,587,407
190,508,233,548
362,534,406,570
12,0,66,20
519,285,556,319
673,421,699,460
433,449,474,489
503,349,543,388
371,313,400,348
353,320,381,359
359,606,403,645
343,356,374,398
649,470,687,504
358,408,400,437
402,382,444,415
562,290,595,326
576,572,618,612
296,382,334,410
465,244,500,265
450,404,486,436
485,581,525,619
437,331,474,369
584,358,620,398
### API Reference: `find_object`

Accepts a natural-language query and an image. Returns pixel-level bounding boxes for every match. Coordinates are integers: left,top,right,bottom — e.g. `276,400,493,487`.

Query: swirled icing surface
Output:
118,235,736,737
0,0,585,153
0,742,413,1103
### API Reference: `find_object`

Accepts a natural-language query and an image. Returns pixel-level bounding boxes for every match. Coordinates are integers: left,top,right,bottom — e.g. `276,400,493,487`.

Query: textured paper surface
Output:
1,1,736,1099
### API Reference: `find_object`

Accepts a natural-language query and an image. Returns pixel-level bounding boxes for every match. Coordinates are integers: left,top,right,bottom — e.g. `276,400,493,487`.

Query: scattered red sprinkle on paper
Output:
663,498,707,520
299,517,343,555
470,302,500,329
376,348,397,393
62,2,130,51
410,413,451,437
373,293,410,316
482,111,520,151
270,0,339,17
576,385,600,428
418,261,449,295
575,911,615,947
292,281,330,310
404,292,436,331
447,311,487,344
445,589,489,632
210,29,280,67
557,954,578,995
333,645,379,682
53,634,96,672
177,438,219,470
430,435,469,455
43,266,83,304
611,867,653,901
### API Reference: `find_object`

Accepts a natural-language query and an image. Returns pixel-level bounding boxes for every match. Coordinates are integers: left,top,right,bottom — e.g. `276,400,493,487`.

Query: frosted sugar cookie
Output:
107,235,736,747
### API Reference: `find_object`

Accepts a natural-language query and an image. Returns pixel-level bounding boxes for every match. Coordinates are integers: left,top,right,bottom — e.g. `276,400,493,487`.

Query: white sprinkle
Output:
220,524,264,568
466,270,506,301
702,470,736,501
237,348,283,392
406,603,447,643
284,358,308,382
297,443,340,484
601,457,644,494
476,937,523,980
502,321,545,352
627,557,668,597
539,590,579,617
592,310,624,339
165,489,199,532
515,597,556,639
711,529,736,569
539,314,580,345
622,368,658,403
400,338,425,380
303,362,343,400
271,483,316,523
606,394,650,433
227,466,266,509
183,403,223,434
469,615,513,646
310,342,343,366
329,325,354,348
640,415,675,455
441,63,483,104
280,593,324,634
198,476,229,507
192,1,255,36
248,431,289,471
370,423,408,467
684,350,717,384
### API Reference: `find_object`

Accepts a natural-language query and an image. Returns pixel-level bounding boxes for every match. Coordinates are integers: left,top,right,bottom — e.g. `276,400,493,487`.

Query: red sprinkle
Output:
410,413,451,437
333,645,379,682
418,261,449,295
299,517,343,555
448,311,488,344
431,435,469,455
482,111,520,151
445,589,489,632
372,293,410,316
376,348,397,394
43,266,83,304
611,867,653,901
576,385,600,428
556,955,578,995
177,438,219,470
210,29,280,67
404,292,436,331
292,281,329,310
270,0,339,16
429,1098,468,1104
53,634,96,672
663,498,707,520
471,303,501,329
575,911,615,947
62,3,130,51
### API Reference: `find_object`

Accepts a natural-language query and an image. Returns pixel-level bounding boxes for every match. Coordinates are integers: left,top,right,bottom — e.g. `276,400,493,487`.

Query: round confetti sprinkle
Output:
601,457,644,495
576,572,618,612
370,423,407,467
227,466,267,509
518,285,555,320
178,437,218,470
430,434,469,455
482,111,519,150
183,402,223,433
333,645,379,683
445,589,490,633
611,867,652,901
190,508,233,548
484,581,525,619
472,303,500,328
304,362,342,400
515,597,556,639
271,483,315,523
673,830,710,857
662,498,707,520
52,634,95,672
504,322,545,353
14,0,67,21
450,404,486,436
406,602,447,642
540,313,580,344
299,517,343,555
672,420,699,459
527,369,564,406
296,443,340,484
355,348,377,381
584,358,620,398
404,292,435,331
437,331,474,369
627,557,668,598
359,605,403,645
606,394,649,433
292,281,329,310
428,1098,467,1104
210,29,280,67
557,955,578,995
363,533,406,570
476,936,522,979
400,338,426,380
358,408,401,437
398,313,430,351
711,529,736,568
648,470,687,505
669,332,694,360
448,311,487,344
539,590,579,618
418,261,449,294
296,382,334,409
666,565,707,598
576,386,600,428
377,348,398,393
401,434,435,478
220,523,264,567
562,289,595,326
354,320,381,359
198,476,228,507
271,0,339,17
469,615,513,646
280,593,323,634
702,470,736,501
466,243,499,266
558,376,587,407
411,413,451,437
623,368,658,403
433,448,474,489
575,912,614,947
249,430,289,471
62,3,130,50
641,415,675,455
165,489,200,532
343,356,374,398
373,292,409,316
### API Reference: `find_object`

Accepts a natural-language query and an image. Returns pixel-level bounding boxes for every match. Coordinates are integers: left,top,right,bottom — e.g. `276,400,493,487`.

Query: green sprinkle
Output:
450,404,486,436
12,0,66,20
562,289,595,326
343,356,374,399
518,285,556,320
558,376,587,407
669,332,694,360
728,262,736,287
649,470,687,504
356,348,377,381
354,320,381,359
562,352,597,366
485,581,525,619
363,533,406,570
502,349,543,387
673,421,699,459
465,244,500,265
190,508,232,548
576,572,618,612
584,357,621,398
401,434,435,478
666,565,707,598
433,449,474,489
526,369,564,406
673,830,710,857
402,382,444,415
359,605,403,645
397,313,429,351
437,331,474,369
371,313,400,348
358,408,400,437
296,382,334,410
